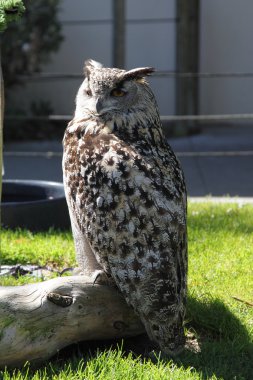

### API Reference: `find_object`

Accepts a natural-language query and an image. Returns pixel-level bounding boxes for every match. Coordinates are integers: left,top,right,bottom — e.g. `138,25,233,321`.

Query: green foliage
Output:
0,0,25,32
1,202,253,379
1,0,63,88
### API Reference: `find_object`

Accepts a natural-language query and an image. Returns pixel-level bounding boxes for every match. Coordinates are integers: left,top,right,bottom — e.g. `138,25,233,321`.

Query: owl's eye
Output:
110,88,126,97
86,89,92,97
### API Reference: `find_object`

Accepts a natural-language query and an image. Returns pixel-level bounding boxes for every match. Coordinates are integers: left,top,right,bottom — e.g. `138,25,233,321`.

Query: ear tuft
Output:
122,67,155,81
84,59,103,78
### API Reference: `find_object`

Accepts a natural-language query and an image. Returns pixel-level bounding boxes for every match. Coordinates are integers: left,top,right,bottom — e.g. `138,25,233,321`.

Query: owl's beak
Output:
96,98,103,114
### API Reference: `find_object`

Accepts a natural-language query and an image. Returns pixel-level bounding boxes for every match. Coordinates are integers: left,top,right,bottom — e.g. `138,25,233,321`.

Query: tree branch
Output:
0,275,144,368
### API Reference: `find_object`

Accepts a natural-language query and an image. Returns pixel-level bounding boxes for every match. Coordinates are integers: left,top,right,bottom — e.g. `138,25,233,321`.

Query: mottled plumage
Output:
62,60,187,355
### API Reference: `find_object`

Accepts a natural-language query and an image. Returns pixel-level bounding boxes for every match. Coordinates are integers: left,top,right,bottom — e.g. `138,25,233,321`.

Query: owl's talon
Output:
92,270,114,286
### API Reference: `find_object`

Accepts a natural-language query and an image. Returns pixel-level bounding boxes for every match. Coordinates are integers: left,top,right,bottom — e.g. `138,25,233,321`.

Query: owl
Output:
62,59,187,356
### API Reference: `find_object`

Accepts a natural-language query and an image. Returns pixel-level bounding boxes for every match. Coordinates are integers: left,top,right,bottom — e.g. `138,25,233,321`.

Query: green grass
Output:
0,350,217,380
1,202,253,380
1,228,76,267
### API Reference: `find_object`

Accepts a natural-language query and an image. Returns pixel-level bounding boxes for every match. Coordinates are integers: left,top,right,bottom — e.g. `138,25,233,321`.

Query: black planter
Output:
1,180,71,231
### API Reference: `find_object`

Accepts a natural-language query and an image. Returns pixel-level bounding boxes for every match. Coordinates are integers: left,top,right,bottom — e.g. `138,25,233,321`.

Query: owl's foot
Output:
92,269,115,286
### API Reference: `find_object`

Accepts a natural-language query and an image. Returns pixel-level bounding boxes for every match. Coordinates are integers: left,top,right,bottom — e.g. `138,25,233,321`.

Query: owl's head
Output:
75,59,156,119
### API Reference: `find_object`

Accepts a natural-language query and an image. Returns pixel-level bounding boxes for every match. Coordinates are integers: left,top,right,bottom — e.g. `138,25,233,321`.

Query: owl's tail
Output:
143,317,186,356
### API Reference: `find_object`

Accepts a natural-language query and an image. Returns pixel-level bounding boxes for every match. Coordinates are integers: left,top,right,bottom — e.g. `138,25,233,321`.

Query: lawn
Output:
0,202,253,380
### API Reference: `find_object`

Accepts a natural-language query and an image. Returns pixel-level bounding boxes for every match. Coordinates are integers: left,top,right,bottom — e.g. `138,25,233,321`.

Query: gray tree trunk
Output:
0,275,144,368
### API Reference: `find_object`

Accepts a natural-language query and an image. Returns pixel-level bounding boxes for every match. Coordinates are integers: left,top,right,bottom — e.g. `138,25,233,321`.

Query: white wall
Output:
9,0,253,119
200,0,253,115
9,0,176,117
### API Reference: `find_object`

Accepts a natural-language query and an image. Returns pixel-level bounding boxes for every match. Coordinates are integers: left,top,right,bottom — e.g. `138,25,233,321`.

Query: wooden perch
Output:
0,275,144,368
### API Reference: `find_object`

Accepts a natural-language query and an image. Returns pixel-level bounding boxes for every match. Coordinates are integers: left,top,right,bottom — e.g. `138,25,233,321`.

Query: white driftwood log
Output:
0,275,144,368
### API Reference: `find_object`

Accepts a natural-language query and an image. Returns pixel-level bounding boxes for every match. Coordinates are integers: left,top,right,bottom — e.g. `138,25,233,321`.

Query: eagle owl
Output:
63,60,187,355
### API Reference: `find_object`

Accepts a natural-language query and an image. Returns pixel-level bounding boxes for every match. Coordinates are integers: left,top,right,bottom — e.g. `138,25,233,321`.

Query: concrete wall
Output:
200,0,253,115
8,0,253,118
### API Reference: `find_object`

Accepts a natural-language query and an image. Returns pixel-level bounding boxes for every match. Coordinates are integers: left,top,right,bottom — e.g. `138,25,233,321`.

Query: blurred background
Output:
2,0,253,197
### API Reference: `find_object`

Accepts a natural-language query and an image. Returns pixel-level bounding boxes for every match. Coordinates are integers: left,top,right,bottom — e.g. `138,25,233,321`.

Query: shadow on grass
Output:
176,296,253,380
